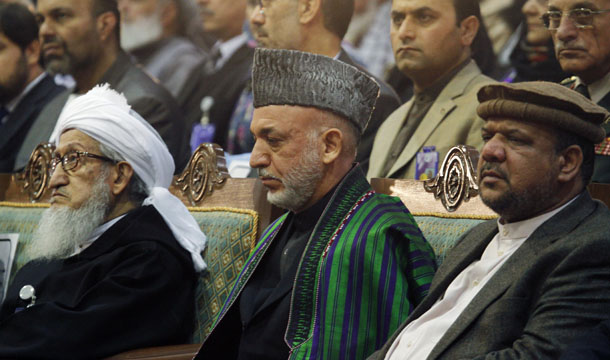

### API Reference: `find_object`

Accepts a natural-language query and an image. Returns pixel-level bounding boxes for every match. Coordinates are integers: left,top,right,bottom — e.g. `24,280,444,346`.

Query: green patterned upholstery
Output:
187,207,258,343
0,202,259,344
413,213,496,265
0,202,49,280
0,203,494,340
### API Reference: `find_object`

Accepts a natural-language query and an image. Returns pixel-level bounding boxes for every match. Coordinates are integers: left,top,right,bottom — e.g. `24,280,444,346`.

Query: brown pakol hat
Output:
477,81,608,143
252,48,380,134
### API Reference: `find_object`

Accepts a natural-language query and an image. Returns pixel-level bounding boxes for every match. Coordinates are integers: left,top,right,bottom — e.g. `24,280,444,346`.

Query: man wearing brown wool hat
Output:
194,48,437,360
369,81,610,360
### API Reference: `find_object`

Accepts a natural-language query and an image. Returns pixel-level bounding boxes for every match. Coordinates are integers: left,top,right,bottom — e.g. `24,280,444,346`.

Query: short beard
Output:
43,43,74,76
120,11,163,51
0,53,28,104
260,136,323,212
479,162,559,222
28,173,112,261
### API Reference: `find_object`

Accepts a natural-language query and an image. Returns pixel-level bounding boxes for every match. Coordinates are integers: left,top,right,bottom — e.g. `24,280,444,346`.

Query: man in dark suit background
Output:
370,81,610,360
249,0,401,172
0,2,64,172
182,0,253,150
14,0,190,172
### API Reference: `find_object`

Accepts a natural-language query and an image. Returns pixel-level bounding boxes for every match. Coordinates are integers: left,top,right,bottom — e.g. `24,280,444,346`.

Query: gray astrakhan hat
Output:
477,81,608,143
252,48,380,134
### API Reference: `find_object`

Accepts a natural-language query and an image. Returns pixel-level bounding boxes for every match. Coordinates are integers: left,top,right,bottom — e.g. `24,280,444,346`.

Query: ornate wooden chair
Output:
0,143,280,359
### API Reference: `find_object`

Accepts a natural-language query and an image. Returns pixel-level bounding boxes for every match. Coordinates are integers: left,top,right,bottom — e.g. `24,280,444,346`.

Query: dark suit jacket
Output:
14,52,190,172
338,50,401,173
181,41,255,150
0,74,64,172
0,206,196,359
370,192,610,360
560,318,610,360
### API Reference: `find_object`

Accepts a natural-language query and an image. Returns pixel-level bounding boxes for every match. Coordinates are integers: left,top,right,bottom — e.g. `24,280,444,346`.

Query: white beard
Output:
28,176,112,261
120,11,164,51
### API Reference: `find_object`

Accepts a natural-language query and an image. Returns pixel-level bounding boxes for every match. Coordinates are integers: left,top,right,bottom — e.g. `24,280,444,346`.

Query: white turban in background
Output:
50,84,207,272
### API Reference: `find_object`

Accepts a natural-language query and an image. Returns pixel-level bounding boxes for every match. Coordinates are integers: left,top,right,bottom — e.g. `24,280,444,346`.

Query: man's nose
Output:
396,17,416,42
250,4,265,26
554,12,579,42
249,141,270,169
48,164,69,190
480,136,506,163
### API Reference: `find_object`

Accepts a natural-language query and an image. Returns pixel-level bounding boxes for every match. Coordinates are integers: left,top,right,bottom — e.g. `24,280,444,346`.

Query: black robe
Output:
0,205,197,359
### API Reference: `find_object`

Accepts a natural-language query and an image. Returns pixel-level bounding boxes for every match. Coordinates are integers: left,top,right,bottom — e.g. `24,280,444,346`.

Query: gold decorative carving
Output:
424,145,480,212
16,142,55,202
175,143,229,205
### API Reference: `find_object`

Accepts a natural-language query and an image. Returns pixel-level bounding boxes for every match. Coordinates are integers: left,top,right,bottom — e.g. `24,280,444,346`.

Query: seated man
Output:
0,85,207,358
0,2,65,172
196,48,437,360
370,81,610,360
119,0,211,102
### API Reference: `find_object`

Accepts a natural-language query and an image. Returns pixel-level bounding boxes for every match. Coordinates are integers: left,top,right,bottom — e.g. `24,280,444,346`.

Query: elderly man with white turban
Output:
0,85,206,359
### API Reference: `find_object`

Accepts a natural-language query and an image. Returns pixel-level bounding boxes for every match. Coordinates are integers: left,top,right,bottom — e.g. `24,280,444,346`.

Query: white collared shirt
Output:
385,197,578,360
71,214,126,256
212,33,248,71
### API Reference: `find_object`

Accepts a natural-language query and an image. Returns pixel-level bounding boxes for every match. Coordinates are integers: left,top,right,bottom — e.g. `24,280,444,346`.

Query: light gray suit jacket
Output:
369,192,610,360
367,60,495,180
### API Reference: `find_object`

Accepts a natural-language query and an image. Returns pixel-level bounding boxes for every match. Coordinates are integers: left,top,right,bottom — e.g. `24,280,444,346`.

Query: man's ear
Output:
24,39,41,68
459,15,479,47
96,11,118,43
557,145,584,183
109,161,134,196
299,0,321,25
320,128,343,165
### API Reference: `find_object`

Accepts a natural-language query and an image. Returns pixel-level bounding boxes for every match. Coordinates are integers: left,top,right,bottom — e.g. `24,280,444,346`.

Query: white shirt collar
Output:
71,214,126,256
213,33,248,70
587,71,610,104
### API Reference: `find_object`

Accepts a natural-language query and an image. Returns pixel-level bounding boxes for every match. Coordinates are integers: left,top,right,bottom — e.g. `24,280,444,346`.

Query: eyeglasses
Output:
51,150,117,173
541,8,610,30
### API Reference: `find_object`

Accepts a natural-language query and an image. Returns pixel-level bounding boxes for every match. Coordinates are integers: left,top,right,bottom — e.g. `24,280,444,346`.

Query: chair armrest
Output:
105,343,201,360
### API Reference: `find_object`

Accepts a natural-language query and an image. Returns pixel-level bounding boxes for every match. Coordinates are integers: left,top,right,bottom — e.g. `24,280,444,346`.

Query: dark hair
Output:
321,0,354,39
92,0,120,43
452,0,497,76
0,3,39,51
554,129,595,186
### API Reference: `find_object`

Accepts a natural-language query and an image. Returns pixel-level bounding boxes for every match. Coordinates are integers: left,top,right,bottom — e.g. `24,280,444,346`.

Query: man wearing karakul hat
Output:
0,84,207,358
195,48,437,360
370,81,610,360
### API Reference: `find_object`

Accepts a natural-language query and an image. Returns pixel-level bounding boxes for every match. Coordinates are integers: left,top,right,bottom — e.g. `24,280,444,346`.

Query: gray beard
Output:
120,12,163,52
263,138,323,212
28,177,112,261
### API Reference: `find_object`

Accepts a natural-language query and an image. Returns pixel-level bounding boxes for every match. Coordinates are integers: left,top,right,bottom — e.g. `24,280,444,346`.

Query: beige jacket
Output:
367,60,495,180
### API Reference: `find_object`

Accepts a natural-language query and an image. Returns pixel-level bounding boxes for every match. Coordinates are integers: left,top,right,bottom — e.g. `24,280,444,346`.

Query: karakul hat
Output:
252,48,380,134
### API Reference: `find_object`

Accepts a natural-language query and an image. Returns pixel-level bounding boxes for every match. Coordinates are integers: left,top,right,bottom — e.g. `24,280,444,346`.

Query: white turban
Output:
50,84,207,272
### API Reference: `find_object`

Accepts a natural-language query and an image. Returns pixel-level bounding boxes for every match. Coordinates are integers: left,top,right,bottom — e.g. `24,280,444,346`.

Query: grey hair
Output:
97,142,149,205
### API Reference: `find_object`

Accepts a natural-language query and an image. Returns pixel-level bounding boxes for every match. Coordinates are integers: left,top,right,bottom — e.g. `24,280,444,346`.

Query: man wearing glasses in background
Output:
545,0,610,183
